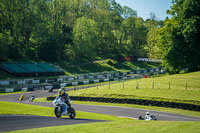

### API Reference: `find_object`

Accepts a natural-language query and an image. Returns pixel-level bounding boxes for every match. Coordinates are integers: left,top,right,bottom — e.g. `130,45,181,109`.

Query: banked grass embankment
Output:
66,71,200,107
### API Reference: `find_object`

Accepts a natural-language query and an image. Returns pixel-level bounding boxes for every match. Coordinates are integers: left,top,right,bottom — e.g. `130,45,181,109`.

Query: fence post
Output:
27,80,28,89
152,82,154,89
14,80,16,89
136,82,139,89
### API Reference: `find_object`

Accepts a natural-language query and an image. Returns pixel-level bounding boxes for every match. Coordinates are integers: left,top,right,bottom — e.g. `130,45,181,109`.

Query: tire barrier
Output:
47,96,200,111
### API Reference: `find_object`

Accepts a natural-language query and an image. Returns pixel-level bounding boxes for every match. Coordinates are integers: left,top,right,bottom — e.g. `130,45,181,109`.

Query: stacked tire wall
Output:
47,96,200,111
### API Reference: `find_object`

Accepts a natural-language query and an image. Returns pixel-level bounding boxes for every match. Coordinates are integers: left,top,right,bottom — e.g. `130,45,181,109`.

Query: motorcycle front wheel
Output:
69,107,76,119
54,106,62,118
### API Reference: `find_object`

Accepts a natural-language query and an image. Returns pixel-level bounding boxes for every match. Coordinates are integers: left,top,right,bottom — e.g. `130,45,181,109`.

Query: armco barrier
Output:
0,67,162,86
0,87,30,93
47,96,200,111
1,67,163,93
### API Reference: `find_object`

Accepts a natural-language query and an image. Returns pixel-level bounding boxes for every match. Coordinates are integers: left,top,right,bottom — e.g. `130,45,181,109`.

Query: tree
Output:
0,0,149,66
122,6,137,19
145,13,162,59
161,0,200,72
121,17,148,58
73,17,99,62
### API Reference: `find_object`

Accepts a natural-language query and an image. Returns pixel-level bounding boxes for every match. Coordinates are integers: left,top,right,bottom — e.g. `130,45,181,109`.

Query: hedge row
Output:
47,96,200,111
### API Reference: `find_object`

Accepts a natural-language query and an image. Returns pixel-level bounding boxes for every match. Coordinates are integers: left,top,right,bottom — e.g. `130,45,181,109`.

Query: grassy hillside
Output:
0,70,14,79
68,71,200,105
0,60,160,79
62,59,160,75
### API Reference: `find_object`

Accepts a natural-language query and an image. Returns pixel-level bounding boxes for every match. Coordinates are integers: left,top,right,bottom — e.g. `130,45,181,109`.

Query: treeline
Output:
146,0,200,73
0,0,162,64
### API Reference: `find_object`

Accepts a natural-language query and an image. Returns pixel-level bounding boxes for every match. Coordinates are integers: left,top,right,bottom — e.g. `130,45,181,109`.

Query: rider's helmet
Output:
58,88,65,95
146,112,150,115
60,85,65,91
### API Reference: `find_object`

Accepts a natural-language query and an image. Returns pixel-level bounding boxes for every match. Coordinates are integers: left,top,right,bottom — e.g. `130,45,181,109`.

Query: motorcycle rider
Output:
57,87,71,110
145,112,152,120
19,94,24,101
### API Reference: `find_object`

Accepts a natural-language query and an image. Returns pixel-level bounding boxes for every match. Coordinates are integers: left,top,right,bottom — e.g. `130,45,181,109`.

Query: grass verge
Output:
0,101,200,133
8,120,200,133
62,60,160,75
0,101,115,121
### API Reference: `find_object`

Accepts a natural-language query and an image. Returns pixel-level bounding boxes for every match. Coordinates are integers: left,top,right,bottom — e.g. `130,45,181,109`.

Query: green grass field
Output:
0,101,114,120
0,101,200,133
67,71,200,105
1,70,200,132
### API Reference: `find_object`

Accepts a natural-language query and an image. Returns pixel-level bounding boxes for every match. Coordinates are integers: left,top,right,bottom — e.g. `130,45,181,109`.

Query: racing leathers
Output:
57,92,71,110
145,114,152,120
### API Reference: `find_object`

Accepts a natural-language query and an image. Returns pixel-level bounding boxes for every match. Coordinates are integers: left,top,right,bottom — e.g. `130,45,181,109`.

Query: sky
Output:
115,0,173,20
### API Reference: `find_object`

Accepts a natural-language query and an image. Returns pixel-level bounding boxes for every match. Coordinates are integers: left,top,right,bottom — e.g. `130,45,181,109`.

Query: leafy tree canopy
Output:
146,0,200,73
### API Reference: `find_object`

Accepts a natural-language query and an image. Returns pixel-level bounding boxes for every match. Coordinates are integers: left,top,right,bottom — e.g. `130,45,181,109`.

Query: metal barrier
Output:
0,68,162,92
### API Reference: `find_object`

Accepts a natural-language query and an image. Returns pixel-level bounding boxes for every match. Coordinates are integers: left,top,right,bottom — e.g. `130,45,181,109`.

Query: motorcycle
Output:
53,97,76,119
48,88,53,92
139,115,157,121
29,96,35,102
19,94,24,101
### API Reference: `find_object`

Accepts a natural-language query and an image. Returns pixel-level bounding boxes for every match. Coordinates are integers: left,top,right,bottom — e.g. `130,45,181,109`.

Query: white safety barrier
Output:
5,88,14,93
22,88,28,91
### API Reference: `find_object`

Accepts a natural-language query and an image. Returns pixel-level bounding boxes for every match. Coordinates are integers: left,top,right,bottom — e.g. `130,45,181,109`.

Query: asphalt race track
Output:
0,90,200,132
0,115,105,132
0,90,107,132
73,104,200,121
